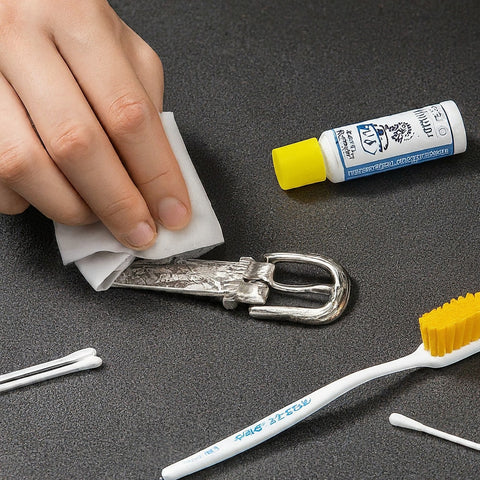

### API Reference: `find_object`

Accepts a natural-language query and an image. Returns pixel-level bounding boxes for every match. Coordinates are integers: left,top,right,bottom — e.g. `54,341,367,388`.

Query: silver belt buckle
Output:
113,252,350,325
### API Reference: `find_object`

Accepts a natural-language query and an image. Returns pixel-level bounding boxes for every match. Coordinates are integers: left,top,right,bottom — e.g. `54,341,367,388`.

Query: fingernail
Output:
124,221,156,249
157,197,190,229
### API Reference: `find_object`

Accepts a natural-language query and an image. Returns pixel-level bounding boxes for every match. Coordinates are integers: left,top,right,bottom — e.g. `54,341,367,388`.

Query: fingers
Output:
52,7,192,230
0,34,160,249
0,0,192,251
0,74,95,224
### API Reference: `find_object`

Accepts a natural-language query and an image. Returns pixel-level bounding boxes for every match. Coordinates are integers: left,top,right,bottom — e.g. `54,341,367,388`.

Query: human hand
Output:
0,0,191,249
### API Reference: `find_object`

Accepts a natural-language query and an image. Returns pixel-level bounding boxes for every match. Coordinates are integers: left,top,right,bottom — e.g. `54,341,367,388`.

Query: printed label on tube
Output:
333,103,454,180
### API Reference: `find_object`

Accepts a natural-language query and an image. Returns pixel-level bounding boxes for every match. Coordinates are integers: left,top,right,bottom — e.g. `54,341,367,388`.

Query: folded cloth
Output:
54,112,224,291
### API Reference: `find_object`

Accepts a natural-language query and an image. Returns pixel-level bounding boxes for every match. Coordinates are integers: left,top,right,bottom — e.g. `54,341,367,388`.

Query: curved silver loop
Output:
248,252,350,325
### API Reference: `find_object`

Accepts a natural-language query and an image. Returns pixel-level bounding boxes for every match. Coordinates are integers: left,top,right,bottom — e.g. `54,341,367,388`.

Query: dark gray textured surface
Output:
1,1,480,478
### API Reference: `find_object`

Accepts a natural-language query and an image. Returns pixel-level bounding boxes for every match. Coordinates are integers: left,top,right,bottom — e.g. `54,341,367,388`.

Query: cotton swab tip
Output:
73,356,103,371
389,413,424,431
63,348,98,362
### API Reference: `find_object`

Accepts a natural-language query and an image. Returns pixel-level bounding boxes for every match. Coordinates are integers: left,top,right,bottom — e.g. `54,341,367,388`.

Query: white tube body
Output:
318,100,467,183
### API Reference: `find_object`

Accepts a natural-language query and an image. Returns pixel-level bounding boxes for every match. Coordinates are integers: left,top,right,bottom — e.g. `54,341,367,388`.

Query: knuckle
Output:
136,168,170,188
108,94,152,136
97,192,140,221
0,142,32,185
49,122,93,163
0,1,48,43
0,3,20,37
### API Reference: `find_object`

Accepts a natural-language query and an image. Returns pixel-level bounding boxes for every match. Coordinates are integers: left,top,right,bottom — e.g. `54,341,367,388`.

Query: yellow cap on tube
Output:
272,138,326,190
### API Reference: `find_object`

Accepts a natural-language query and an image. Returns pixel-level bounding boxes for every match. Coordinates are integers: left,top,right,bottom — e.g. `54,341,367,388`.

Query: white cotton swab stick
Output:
0,348,102,393
0,348,97,384
389,413,480,451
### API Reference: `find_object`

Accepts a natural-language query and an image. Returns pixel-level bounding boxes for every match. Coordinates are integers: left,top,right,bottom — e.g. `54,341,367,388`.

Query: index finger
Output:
52,14,192,231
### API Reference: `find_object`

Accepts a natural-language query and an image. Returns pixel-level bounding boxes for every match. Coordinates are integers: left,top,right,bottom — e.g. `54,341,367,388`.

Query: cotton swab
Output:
0,348,97,384
389,413,480,451
0,348,102,393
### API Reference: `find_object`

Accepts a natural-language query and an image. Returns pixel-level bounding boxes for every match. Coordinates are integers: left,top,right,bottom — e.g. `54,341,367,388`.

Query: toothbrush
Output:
0,348,102,393
160,292,480,480
389,413,480,451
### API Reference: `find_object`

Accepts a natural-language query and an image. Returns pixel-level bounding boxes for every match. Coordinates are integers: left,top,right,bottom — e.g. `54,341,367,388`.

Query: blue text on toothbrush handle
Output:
234,397,312,442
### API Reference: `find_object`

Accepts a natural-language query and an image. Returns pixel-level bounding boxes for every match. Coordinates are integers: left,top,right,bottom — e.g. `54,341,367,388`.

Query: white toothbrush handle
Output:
161,347,426,480
389,413,480,451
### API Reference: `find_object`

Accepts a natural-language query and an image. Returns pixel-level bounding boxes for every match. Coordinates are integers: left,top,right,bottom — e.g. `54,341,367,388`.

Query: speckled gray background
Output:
1,1,479,478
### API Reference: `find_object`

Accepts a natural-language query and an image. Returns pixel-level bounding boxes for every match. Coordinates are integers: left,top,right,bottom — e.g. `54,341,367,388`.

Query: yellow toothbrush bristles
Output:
419,292,480,356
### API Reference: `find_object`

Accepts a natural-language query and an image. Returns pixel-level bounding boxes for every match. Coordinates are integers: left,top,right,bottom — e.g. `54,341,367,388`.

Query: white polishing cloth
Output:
54,112,224,291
